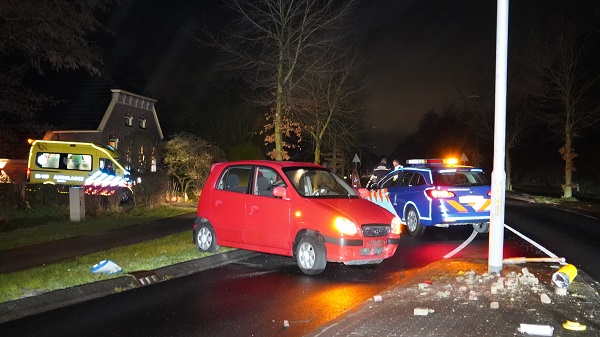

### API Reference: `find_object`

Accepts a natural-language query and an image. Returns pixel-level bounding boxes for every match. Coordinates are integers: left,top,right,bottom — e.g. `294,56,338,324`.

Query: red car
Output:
193,160,402,275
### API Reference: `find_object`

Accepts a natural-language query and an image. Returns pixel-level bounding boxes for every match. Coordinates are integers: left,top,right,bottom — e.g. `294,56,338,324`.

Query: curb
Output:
0,249,256,324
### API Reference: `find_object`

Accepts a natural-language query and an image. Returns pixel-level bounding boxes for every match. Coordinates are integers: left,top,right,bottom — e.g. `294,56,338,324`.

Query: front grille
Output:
361,224,390,237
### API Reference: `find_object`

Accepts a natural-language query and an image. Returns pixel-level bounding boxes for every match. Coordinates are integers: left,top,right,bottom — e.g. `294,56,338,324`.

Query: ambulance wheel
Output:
406,206,426,236
196,223,219,253
296,234,327,275
473,222,489,233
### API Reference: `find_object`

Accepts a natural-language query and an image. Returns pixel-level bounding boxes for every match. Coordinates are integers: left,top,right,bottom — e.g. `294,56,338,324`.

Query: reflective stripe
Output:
323,236,363,246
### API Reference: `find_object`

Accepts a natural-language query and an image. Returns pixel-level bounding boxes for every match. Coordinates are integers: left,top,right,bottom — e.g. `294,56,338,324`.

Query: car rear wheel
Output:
406,206,426,236
296,234,327,275
473,222,489,233
196,223,219,253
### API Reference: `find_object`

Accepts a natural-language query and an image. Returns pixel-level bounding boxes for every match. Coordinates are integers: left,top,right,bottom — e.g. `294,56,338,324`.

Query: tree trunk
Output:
563,131,573,198
274,62,284,161
505,148,512,191
314,139,321,165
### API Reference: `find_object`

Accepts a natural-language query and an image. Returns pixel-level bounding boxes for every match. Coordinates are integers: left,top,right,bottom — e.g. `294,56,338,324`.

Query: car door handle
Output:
215,200,223,207
249,205,259,214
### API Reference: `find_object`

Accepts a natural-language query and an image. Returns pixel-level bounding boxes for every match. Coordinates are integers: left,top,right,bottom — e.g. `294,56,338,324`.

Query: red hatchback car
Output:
193,160,402,275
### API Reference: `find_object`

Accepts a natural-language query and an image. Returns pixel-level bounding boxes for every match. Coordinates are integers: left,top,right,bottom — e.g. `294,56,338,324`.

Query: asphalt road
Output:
0,199,598,336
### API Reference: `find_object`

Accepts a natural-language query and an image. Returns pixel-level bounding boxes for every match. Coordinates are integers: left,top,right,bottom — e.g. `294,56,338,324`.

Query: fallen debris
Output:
518,323,554,336
540,293,551,304
562,320,586,331
413,308,434,316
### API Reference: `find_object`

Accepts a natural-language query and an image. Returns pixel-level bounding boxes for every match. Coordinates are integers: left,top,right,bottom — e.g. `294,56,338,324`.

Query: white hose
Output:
443,229,478,259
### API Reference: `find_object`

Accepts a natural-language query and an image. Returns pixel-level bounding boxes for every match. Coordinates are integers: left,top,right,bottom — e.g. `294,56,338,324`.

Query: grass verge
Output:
0,205,194,251
0,231,230,303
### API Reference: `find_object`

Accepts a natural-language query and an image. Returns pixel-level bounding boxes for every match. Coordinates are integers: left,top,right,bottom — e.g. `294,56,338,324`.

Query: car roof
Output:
404,164,476,171
211,160,325,172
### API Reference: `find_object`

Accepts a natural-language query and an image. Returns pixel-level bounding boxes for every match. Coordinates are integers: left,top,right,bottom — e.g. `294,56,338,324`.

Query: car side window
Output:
253,166,284,197
381,172,401,188
217,166,252,193
411,173,427,186
400,172,414,187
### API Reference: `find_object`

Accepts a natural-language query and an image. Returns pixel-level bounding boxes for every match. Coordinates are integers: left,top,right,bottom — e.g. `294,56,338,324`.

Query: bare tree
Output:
464,89,533,190
524,16,600,198
193,0,358,160
292,52,364,166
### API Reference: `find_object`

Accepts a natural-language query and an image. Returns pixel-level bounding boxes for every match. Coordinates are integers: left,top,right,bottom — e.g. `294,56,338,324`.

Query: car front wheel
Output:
406,206,426,236
196,223,219,253
296,234,327,275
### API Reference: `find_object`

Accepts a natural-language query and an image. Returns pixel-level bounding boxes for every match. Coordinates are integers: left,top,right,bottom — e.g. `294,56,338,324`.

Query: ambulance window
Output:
100,158,116,175
66,154,92,171
36,153,60,169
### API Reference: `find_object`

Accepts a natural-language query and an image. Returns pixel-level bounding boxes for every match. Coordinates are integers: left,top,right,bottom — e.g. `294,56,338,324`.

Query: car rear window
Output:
433,169,489,186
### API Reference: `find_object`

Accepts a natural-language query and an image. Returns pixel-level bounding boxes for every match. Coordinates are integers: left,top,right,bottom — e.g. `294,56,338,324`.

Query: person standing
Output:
367,158,390,188
392,159,402,170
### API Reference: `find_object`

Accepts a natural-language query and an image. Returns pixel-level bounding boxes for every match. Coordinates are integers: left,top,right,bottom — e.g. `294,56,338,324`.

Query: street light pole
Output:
489,0,509,275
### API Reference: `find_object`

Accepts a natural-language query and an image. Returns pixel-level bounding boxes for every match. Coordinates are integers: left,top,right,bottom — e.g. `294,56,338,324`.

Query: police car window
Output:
401,172,414,187
380,173,400,188
433,170,489,186
408,173,425,186
411,173,426,186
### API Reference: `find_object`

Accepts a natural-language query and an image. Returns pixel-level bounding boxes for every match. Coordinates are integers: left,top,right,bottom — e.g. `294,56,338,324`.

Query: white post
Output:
69,186,86,222
489,0,509,274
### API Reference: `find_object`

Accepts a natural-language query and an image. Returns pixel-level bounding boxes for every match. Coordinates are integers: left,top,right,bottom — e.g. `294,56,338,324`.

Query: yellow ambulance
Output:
27,140,131,195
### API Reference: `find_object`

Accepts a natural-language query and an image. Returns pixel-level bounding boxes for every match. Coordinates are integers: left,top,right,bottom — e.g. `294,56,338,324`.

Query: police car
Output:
364,158,491,236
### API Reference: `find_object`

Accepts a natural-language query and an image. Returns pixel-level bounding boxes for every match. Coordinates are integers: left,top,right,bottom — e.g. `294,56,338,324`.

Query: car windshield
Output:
433,169,489,186
283,167,358,198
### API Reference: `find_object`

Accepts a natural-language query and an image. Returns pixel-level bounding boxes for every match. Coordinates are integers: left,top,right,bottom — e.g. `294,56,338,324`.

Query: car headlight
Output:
334,217,358,236
391,216,402,235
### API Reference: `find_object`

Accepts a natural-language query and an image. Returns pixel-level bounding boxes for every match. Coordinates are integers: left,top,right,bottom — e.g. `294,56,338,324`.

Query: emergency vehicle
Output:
364,158,491,236
27,140,131,196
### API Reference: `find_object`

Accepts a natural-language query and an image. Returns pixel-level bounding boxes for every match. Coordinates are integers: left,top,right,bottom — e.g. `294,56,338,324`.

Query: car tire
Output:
406,206,426,236
473,222,489,233
195,222,219,253
296,234,327,275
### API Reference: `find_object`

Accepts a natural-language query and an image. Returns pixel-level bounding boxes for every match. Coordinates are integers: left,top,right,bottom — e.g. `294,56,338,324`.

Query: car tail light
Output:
426,189,455,199
487,190,492,196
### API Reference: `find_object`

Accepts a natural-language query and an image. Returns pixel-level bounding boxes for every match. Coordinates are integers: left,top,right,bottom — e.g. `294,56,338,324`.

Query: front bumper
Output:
323,235,400,263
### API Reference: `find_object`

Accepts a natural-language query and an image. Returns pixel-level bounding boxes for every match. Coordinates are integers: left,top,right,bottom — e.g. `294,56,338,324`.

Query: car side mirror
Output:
272,186,288,199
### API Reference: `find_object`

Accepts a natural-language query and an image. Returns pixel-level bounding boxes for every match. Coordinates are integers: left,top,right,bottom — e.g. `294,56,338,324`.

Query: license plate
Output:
459,195,484,203
368,239,384,247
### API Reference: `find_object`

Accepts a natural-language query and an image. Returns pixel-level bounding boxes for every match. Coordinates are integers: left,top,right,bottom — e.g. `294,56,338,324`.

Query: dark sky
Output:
99,0,596,155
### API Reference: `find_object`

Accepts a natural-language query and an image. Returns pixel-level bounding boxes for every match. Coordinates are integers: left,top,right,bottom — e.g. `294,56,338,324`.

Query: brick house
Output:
43,89,164,173
44,89,163,146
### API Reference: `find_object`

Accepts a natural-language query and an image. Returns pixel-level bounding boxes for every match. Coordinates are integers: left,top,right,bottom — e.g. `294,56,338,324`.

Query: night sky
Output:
97,0,597,155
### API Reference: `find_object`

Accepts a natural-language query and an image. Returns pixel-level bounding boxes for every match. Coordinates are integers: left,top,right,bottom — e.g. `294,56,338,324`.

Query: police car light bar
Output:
406,158,458,165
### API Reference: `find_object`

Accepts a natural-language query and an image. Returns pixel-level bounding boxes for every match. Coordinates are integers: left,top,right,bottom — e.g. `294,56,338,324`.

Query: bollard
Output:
552,264,577,288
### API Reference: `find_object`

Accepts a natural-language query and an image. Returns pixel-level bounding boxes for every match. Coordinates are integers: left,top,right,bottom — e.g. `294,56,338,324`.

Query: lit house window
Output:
139,116,147,129
109,132,119,149
125,112,133,127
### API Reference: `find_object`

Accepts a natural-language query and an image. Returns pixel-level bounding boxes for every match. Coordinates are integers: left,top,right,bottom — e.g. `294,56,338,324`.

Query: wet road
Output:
1,199,598,336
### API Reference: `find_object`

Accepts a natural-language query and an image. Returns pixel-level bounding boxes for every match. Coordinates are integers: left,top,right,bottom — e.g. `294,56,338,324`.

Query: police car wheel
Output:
473,222,489,233
296,234,327,275
406,206,426,236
